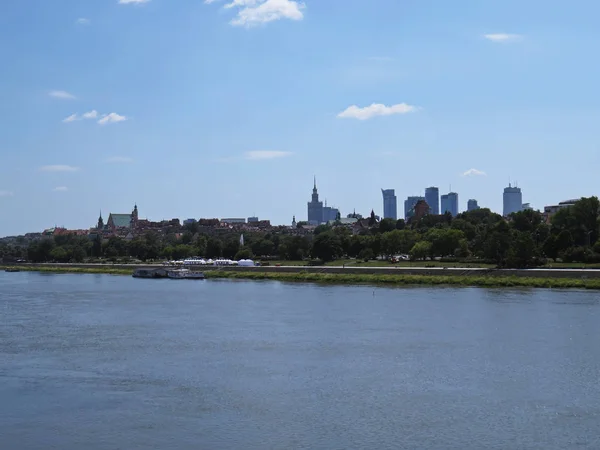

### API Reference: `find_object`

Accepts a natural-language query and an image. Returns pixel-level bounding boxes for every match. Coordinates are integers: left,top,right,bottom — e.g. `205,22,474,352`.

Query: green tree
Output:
347,235,365,258
311,231,343,262
172,244,192,260
234,247,253,260
92,235,103,258
205,237,223,258
542,235,559,261
378,218,396,233
222,238,240,259
425,228,466,257
71,246,87,263
395,219,406,230
504,231,540,268
510,209,543,233
410,241,432,261
358,248,374,261
50,247,69,263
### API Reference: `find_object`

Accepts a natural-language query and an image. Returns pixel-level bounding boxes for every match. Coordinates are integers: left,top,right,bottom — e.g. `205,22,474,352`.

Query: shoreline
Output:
3,264,600,290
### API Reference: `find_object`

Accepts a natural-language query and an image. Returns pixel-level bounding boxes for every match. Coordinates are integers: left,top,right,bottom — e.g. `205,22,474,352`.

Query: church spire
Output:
314,175,316,190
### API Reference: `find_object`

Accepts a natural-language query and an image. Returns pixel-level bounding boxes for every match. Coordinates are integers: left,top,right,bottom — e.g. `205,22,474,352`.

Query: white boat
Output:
167,268,205,280
167,269,188,279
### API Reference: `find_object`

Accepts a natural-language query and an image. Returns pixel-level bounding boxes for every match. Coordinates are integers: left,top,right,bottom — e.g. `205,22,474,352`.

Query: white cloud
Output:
76,18,90,25
462,168,487,177
53,186,68,192
82,110,98,119
118,0,150,4
62,113,80,123
49,90,76,100
98,113,127,125
337,103,418,120
245,150,292,160
206,0,305,27
39,165,80,172
483,33,522,43
105,156,134,163
0,190,14,197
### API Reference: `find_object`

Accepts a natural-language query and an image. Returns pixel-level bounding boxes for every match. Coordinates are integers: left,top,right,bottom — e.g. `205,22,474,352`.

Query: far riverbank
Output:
3,263,600,290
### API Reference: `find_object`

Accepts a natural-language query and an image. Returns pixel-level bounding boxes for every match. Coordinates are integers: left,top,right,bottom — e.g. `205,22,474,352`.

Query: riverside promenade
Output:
10,263,600,280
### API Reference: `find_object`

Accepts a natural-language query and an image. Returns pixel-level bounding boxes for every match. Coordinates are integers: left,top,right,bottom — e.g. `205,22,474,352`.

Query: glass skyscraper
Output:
503,184,522,217
425,187,439,215
467,199,479,211
381,189,397,220
441,192,459,217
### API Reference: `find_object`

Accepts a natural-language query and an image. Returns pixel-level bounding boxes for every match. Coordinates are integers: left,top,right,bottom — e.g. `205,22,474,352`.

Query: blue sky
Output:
1,0,600,236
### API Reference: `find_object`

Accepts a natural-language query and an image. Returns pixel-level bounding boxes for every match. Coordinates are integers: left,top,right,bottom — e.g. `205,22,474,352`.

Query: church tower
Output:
97,211,104,230
292,215,297,228
131,203,139,229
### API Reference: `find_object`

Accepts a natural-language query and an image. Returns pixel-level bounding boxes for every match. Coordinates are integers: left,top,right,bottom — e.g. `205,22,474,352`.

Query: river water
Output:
1,272,600,449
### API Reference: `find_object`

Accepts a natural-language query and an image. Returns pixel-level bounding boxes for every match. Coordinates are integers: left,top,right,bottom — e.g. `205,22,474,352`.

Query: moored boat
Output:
167,268,205,279
5,268,21,273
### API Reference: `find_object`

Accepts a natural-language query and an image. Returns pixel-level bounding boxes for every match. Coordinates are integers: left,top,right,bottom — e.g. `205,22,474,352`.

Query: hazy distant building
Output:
425,187,440,215
441,192,459,217
247,216,259,223
503,184,523,216
307,177,324,225
467,199,479,212
322,204,340,222
381,189,397,220
521,203,532,211
404,196,425,221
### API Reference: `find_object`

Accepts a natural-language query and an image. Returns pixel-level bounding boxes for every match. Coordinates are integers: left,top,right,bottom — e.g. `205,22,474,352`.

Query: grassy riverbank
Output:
204,270,600,290
0,265,133,276
4,265,600,289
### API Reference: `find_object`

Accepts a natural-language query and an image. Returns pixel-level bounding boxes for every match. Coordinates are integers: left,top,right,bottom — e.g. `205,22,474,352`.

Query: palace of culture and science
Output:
307,178,340,225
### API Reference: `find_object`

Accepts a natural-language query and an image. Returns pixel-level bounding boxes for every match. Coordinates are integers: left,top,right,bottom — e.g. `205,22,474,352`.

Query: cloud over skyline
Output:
98,113,127,125
49,90,76,100
462,168,487,176
483,33,522,43
205,0,305,27
337,103,418,120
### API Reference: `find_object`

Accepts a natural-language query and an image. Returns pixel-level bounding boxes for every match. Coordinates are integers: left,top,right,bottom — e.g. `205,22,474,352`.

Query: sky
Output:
1,0,600,236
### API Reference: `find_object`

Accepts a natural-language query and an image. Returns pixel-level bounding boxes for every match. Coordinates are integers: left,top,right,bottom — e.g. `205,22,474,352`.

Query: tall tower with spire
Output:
130,203,139,229
307,176,324,225
97,211,104,230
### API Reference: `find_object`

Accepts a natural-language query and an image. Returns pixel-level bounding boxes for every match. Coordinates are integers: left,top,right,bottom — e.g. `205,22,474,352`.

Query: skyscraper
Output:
503,184,523,217
404,196,425,221
381,189,397,220
307,177,323,225
467,199,479,211
425,187,440,215
441,192,459,217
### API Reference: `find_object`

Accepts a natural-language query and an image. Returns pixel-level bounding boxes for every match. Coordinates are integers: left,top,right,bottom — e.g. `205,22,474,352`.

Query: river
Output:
1,272,600,449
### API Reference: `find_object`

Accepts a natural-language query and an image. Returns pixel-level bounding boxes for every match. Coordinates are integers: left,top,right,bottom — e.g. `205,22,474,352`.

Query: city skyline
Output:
2,0,600,236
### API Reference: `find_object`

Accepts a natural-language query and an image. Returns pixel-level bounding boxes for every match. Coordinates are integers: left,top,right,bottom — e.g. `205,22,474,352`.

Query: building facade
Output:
322,206,340,223
404,196,425,221
441,192,459,217
503,184,523,217
425,187,440,215
307,177,324,225
467,199,479,212
381,189,398,220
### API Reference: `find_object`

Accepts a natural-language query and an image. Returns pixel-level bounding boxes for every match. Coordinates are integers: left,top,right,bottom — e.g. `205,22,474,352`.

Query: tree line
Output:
2,197,599,268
